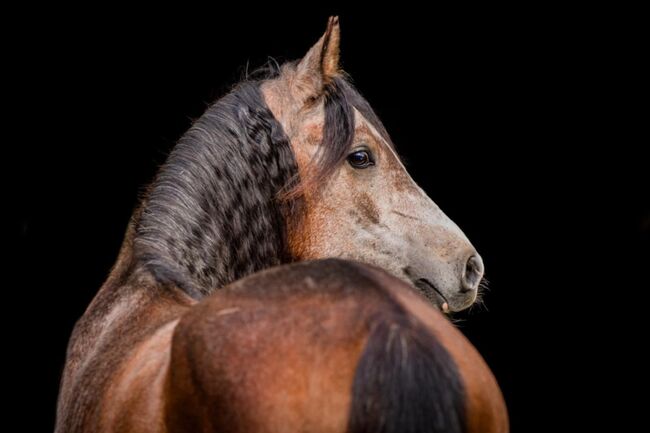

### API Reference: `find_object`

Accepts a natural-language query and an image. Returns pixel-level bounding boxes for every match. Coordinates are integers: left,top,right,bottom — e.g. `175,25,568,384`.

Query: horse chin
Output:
413,278,451,314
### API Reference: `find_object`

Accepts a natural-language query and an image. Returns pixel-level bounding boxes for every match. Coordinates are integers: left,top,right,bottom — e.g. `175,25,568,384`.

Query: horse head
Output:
261,17,484,312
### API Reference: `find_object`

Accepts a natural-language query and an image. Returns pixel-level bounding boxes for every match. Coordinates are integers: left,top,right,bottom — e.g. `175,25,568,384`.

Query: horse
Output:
56,17,507,433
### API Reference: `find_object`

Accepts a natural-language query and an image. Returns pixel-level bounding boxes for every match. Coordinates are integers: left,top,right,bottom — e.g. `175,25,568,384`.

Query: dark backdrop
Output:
12,7,646,432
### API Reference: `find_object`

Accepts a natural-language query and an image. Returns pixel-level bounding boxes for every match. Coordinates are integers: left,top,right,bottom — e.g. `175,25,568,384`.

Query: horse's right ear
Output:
292,16,341,103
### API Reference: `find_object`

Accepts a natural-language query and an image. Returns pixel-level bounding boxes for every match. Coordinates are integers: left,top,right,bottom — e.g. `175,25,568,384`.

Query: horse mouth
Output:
414,278,450,313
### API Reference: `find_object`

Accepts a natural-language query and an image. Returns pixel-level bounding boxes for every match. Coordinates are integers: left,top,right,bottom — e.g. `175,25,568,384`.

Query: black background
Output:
11,6,647,432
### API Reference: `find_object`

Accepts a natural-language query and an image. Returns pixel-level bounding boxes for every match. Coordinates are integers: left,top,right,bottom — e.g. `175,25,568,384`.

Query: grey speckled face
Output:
261,21,484,312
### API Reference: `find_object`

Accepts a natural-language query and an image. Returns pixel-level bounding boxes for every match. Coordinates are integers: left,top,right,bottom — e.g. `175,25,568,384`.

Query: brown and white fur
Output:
262,21,483,312
55,17,506,433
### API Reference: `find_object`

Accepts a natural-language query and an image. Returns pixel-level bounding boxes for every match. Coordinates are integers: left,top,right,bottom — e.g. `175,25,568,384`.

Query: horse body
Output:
58,255,507,433
56,18,507,433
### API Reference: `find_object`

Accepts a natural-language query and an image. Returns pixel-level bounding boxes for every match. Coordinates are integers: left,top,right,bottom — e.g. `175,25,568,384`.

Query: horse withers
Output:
56,17,507,433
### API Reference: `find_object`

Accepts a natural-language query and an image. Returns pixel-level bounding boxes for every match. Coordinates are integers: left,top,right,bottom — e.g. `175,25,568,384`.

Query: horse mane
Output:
134,70,297,298
133,63,395,298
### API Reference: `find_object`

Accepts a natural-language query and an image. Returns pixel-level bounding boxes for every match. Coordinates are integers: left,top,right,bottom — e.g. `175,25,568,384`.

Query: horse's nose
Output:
461,254,484,292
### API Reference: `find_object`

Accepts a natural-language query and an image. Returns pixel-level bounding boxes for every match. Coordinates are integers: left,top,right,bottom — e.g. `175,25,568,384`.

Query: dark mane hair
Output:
133,66,394,298
343,263,466,433
347,310,466,433
291,76,395,197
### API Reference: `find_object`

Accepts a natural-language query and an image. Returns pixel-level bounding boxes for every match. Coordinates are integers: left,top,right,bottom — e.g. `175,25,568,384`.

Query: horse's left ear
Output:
293,16,341,103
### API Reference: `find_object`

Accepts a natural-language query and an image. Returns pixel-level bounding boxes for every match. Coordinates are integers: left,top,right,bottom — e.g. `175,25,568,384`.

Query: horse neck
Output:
133,82,299,298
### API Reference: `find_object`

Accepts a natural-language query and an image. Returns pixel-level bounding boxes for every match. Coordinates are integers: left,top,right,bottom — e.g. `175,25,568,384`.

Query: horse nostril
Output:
461,255,484,292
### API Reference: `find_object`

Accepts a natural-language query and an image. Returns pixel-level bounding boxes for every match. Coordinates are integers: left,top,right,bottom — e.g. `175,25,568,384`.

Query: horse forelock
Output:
281,75,397,200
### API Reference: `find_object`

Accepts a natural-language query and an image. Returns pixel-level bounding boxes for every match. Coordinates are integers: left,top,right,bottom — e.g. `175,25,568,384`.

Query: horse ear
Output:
293,16,341,102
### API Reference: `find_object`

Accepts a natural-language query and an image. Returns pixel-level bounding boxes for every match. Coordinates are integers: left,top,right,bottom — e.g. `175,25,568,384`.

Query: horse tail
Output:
347,311,466,433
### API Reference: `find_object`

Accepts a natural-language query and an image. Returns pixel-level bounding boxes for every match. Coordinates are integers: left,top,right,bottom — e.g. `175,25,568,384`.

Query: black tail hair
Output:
347,313,466,433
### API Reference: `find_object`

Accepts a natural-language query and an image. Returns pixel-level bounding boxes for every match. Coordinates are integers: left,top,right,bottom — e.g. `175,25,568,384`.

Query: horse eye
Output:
347,150,374,169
